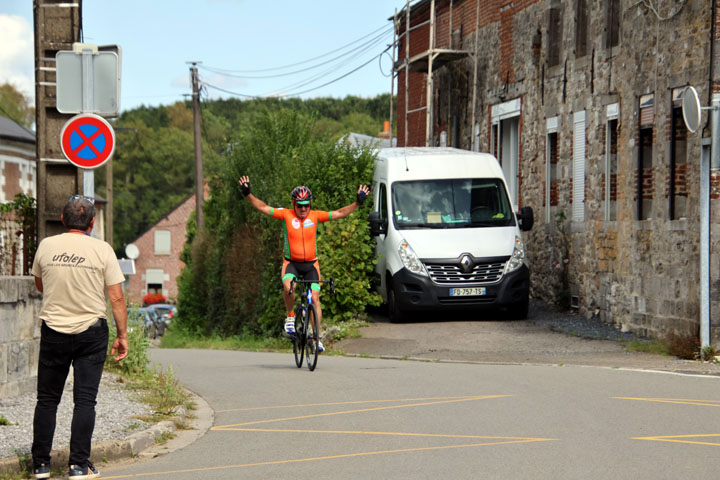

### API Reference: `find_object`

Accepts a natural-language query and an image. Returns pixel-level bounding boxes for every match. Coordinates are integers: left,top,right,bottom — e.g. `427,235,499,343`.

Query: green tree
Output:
175,108,380,337
102,94,391,256
0,82,35,128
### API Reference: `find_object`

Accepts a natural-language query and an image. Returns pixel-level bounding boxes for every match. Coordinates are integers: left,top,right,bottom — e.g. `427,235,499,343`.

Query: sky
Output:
2,0,410,114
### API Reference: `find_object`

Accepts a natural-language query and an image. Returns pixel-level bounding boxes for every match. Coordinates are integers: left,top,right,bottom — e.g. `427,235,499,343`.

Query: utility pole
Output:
189,62,204,231
34,1,83,240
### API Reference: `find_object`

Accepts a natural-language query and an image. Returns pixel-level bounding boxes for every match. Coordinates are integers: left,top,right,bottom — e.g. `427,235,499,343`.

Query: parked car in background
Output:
127,306,166,339
146,303,177,328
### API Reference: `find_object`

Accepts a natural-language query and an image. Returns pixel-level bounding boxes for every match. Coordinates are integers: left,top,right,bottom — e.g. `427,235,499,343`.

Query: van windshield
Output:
391,178,515,229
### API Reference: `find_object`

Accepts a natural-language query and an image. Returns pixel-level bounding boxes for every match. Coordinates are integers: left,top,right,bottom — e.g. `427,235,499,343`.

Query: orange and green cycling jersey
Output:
269,207,332,262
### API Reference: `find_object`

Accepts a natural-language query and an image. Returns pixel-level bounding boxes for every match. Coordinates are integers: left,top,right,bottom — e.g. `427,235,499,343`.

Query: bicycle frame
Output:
289,277,334,372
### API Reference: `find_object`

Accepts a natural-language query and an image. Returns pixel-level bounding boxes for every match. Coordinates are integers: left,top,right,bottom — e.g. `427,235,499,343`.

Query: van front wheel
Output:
387,281,406,323
507,298,529,320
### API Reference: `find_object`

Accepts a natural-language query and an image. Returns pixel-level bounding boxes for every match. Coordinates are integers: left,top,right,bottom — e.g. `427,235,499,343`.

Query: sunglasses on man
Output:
68,194,95,205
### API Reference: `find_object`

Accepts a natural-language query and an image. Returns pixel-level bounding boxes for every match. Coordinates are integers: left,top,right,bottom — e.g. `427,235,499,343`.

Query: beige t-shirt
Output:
32,232,125,334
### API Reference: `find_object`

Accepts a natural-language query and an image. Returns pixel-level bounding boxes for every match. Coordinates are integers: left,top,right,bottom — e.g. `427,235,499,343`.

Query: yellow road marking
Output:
633,434,720,447
99,438,557,479
614,397,720,408
219,427,547,441
213,394,510,430
216,395,490,413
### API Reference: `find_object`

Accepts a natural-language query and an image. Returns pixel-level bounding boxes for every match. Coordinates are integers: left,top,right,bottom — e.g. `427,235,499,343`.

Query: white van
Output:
368,147,534,321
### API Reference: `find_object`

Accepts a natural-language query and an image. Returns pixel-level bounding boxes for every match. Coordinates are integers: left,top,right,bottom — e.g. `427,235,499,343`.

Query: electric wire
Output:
203,44,391,99
199,26,393,80
199,23,391,74
260,33,390,96
284,46,391,97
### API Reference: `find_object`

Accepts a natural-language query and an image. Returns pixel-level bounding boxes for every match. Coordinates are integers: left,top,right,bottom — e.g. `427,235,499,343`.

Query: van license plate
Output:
450,287,486,296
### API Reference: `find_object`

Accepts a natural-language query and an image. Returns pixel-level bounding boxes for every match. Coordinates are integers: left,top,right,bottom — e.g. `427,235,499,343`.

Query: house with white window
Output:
125,193,197,304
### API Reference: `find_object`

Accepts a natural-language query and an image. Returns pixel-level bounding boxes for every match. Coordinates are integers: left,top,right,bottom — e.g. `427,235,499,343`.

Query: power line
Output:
285,46,391,97
200,23,392,74
200,26,393,80
260,33,391,96
202,44,391,99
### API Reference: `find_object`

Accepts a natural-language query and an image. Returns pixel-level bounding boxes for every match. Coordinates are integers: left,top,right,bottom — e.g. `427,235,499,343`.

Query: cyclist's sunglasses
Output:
68,194,95,205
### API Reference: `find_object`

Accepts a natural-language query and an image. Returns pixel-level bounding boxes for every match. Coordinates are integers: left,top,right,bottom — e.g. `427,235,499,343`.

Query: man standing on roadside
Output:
30,195,128,480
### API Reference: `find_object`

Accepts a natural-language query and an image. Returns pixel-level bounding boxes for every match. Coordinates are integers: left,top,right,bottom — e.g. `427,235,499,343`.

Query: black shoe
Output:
32,463,50,479
68,460,99,479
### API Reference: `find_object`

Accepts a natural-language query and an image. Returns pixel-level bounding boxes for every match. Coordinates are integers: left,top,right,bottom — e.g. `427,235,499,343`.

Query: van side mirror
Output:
369,211,387,236
517,206,534,231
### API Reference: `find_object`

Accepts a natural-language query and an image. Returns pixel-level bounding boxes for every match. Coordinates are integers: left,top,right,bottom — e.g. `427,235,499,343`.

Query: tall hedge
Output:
175,109,381,337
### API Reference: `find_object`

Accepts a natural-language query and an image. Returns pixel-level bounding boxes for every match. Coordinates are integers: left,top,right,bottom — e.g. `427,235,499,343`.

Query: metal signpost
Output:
56,43,121,225
682,86,716,352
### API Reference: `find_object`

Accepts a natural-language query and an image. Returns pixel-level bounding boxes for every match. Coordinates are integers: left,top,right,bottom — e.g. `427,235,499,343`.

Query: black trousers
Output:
32,319,108,468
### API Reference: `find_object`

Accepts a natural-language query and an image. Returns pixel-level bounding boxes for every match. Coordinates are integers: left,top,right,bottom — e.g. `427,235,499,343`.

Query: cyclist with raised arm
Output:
239,175,369,352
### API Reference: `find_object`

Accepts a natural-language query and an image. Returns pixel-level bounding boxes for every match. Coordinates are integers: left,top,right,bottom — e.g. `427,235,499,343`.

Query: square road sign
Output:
56,43,121,117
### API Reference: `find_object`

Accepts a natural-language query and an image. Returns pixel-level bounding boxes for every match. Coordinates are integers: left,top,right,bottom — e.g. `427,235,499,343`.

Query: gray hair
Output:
63,196,96,230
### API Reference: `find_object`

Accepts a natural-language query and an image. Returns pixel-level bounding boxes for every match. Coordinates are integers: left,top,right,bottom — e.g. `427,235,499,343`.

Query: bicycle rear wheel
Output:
305,304,319,371
293,309,305,368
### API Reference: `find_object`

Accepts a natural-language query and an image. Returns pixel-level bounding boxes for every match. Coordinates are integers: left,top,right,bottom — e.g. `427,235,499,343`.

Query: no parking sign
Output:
60,113,116,169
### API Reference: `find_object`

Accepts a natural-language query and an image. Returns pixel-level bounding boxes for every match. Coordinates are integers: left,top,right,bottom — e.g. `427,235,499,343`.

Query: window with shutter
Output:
572,111,586,222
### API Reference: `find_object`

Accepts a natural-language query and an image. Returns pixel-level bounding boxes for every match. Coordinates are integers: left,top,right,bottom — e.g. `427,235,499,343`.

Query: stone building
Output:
393,0,720,343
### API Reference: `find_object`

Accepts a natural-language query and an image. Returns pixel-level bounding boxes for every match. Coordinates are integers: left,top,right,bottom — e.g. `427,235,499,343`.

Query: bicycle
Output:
288,277,335,371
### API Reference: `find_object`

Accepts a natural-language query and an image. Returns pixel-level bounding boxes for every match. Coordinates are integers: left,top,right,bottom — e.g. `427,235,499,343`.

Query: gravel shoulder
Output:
335,299,720,376
0,372,152,461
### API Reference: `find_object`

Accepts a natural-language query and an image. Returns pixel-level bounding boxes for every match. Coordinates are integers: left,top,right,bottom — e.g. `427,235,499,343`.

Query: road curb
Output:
339,353,720,377
0,390,212,476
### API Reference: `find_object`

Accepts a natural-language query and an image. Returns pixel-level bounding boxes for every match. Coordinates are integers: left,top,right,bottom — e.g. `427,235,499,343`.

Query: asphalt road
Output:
98,347,720,480
335,302,720,376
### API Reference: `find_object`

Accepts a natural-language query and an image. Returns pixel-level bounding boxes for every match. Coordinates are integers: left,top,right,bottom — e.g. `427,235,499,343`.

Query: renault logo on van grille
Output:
460,255,473,273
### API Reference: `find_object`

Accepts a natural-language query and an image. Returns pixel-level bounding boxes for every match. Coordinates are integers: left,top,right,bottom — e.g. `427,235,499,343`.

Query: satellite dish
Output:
125,243,139,260
682,86,701,134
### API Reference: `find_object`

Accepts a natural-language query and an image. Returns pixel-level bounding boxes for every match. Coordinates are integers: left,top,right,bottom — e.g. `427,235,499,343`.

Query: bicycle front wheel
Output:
305,304,319,371
293,309,305,368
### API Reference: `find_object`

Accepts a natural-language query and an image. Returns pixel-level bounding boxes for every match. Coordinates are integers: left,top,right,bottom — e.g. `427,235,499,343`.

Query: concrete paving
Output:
94,349,720,480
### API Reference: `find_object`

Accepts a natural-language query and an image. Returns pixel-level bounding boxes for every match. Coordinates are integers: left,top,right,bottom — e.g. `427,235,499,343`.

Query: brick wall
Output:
0,137,36,203
126,195,195,304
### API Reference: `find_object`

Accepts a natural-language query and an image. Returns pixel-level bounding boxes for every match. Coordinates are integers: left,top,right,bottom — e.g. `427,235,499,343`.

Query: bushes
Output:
174,108,381,337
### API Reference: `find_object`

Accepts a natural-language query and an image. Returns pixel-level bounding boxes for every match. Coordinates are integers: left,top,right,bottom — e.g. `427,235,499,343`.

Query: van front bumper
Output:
390,265,529,312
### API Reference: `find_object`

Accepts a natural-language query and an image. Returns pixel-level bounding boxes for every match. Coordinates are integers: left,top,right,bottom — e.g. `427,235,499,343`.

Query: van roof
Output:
375,147,504,181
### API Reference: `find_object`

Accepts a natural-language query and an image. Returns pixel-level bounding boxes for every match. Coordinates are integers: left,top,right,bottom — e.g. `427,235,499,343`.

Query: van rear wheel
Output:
387,281,406,323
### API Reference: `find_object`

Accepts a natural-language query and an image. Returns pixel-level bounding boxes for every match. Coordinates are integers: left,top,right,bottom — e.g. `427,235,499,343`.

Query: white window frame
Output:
605,103,619,221
154,230,171,255
545,117,559,224
491,99,522,209
572,111,586,222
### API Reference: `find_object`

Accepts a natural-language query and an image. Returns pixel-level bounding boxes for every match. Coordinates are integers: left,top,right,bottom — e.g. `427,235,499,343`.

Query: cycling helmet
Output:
291,186,312,205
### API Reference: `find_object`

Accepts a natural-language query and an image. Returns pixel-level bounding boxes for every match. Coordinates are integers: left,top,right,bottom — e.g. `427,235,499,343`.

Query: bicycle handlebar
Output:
289,277,335,296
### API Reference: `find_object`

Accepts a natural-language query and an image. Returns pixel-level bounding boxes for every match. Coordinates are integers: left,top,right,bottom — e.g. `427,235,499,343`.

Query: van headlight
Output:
504,235,526,274
398,239,428,276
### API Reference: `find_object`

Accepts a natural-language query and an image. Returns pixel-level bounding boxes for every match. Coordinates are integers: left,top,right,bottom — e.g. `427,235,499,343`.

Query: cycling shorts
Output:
282,259,321,291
